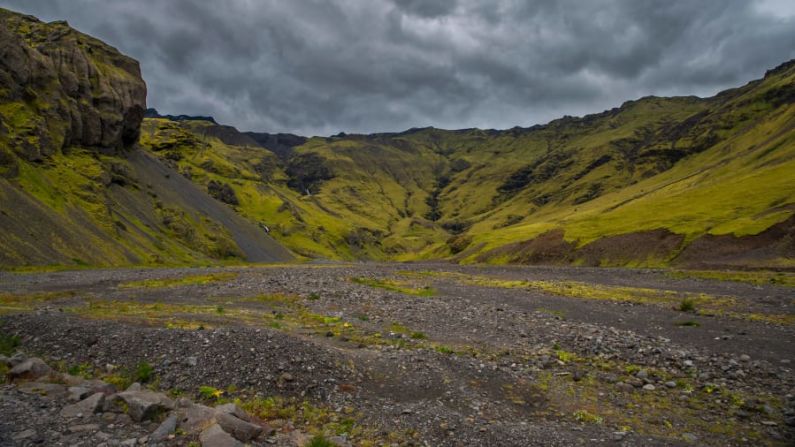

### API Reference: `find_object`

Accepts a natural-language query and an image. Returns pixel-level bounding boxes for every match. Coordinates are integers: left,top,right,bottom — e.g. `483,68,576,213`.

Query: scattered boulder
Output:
17,381,67,399
177,402,217,433
11,429,38,442
149,413,178,443
215,412,263,442
68,386,93,402
61,392,105,418
7,357,53,382
199,423,243,447
214,403,252,422
112,390,174,422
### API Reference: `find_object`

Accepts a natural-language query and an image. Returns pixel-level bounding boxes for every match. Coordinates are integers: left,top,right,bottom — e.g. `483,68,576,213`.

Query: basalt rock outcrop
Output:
0,8,146,165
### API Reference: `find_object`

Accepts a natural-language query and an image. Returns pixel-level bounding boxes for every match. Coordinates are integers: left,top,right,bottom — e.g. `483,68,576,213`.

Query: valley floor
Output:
0,263,793,446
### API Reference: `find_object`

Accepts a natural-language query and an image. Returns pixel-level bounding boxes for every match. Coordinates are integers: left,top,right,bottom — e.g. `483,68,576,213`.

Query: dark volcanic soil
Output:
0,263,793,446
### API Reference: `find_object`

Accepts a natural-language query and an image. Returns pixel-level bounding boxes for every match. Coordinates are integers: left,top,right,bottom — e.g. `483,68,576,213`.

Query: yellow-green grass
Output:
667,270,795,287
117,272,238,289
137,86,795,269
5,53,795,269
350,277,436,296
0,290,77,314
415,271,795,325
5,149,247,268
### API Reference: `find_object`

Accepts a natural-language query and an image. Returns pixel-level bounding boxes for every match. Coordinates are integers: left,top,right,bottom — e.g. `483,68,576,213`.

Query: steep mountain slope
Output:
140,61,795,268
0,9,293,268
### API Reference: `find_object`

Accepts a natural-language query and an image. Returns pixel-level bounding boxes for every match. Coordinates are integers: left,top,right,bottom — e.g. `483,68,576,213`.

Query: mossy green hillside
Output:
0,148,251,268
137,60,795,268
2,2,795,269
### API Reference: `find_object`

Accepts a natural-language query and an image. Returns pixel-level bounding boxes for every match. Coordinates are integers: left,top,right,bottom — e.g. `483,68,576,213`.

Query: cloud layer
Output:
2,0,795,135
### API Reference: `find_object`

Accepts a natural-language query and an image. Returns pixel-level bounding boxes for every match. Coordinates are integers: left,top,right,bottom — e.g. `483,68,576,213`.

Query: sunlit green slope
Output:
140,60,795,268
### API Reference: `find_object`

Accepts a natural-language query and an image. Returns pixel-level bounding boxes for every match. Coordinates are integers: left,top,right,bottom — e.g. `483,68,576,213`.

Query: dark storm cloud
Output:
2,0,795,135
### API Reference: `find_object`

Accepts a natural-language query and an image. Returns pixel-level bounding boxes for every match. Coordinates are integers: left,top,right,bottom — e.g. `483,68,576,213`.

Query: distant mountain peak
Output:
144,108,217,124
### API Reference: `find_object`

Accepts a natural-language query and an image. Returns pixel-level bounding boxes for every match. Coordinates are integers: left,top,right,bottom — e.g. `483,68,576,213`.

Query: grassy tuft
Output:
307,435,336,447
0,332,21,356
135,361,154,383
678,298,697,313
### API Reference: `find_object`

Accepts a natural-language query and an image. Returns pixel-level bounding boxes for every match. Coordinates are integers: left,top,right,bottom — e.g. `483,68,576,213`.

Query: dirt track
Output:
1,263,793,446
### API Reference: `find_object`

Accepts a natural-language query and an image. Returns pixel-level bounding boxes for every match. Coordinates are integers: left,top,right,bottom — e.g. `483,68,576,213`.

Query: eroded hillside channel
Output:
1,264,793,446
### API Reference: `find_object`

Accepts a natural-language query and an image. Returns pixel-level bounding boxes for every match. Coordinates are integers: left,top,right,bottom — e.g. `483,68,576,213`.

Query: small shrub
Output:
435,345,454,355
678,298,696,312
198,385,224,400
574,409,604,424
0,333,20,356
216,305,225,314
410,331,427,340
67,363,94,378
307,435,335,447
556,350,577,363
104,373,133,391
308,292,321,301
135,362,154,383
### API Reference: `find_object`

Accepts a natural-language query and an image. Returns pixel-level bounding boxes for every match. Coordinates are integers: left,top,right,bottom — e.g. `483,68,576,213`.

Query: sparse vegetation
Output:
135,361,154,383
0,332,20,355
351,277,436,297
118,272,238,289
574,409,604,425
307,435,335,447
198,385,224,401
667,270,795,287
676,320,700,327
678,298,697,313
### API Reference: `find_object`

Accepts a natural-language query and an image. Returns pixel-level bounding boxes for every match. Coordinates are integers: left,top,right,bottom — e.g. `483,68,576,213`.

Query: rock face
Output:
0,8,146,164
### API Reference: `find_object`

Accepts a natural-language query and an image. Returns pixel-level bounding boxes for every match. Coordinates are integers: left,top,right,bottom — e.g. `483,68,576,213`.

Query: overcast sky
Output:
3,0,795,136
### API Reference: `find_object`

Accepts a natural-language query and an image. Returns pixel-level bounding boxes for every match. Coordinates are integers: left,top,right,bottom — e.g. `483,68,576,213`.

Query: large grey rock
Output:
6,353,25,367
214,403,252,422
18,382,67,399
68,386,93,402
199,423,242,447
7,358,53,382
61,392,105,418
177,403,216,434
149,413,178,443
113,391,174,422
83,379,117,395
215,412,263,442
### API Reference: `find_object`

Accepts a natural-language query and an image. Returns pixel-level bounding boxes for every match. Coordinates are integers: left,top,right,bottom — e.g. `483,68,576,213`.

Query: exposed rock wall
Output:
0,8,146,164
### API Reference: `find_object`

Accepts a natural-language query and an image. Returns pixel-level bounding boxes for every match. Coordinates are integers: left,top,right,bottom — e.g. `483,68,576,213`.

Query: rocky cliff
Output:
0,8,146,170
0,8,293,268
